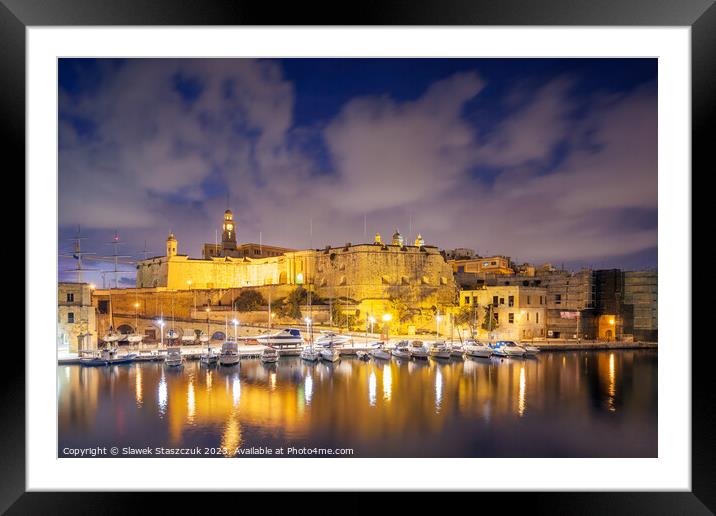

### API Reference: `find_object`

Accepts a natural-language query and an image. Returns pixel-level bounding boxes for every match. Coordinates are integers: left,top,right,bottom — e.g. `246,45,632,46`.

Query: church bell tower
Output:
222,209,237,251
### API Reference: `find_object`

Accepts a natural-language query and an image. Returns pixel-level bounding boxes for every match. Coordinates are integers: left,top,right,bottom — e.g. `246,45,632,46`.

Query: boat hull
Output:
369,350,391,360
320,350,341,362
391,349,411,359
219,355,240,366
300,351,320,362
410,351,429,359
429,350,451,359
465,348,492,358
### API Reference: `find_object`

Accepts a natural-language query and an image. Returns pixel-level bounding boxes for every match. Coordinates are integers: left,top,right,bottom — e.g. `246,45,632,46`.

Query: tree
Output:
481,303,499,332
284,286,307,320
455,305,477,335
233,290,266,312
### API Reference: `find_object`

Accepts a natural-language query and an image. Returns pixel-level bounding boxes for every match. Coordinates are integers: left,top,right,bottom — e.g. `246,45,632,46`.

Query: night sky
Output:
58,58,657,286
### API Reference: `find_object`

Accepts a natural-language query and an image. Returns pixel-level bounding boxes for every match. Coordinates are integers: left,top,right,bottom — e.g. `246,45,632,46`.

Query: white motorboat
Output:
218,341,241,366
164,347,183,367
80,347,136,366
199,345,219,365
182,335,197,344
428,341,452,359
255,328,303,347
409,340,429,360
320,346,341,362
315,331,353,347
522,344,540,356
491,341,526,357
300,346,320,362
391,340,411,359
449,342,465,358
368,342,391,360
463,340,492,358
261,347,280,363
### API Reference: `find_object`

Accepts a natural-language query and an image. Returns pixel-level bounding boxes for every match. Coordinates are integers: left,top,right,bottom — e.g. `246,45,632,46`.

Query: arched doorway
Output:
117,324,134,335
211,331,226,341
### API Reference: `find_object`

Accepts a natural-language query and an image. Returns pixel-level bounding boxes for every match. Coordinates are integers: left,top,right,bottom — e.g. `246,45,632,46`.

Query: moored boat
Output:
368,342,391,360
218,341,241,366
320,346,341,362
300,346,320,362
391,340,411,359
491,340,526,357
449,342,465,358
261,347,280,363
164,347,184,367
522,344,540,356
255,328,303,347
409,340,429,360
463,340,492,358
428,341,452,359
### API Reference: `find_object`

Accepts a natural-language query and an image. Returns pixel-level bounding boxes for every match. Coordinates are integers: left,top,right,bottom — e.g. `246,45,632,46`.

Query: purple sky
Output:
58,58,657,285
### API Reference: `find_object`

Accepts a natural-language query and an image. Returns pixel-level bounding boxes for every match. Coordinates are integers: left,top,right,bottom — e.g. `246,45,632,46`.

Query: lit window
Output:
508,313,514,324
464,296,470,304
67,312,75,323
508,295,514,307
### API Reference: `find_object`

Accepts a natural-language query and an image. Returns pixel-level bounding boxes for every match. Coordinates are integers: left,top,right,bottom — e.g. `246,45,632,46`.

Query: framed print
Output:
4,0,712,512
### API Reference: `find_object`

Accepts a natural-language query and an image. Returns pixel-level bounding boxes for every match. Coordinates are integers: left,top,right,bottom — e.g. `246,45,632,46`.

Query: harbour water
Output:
58,350,657,457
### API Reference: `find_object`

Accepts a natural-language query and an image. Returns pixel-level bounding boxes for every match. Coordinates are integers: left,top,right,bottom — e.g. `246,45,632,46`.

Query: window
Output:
526,313,530,321
494,313,499,322
67,312,75,323
66,293,74,303
508,313,514,324
555,293,562,305
527,295,531,305
499,297,504,305
483,261,489,267
464,296,471,305
536,312,540,324
98,300,109,314
493,296,498,305
457,266,465,273
508,295,514,307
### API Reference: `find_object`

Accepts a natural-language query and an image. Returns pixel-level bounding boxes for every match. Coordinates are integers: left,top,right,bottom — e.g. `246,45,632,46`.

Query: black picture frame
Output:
3,0,710,512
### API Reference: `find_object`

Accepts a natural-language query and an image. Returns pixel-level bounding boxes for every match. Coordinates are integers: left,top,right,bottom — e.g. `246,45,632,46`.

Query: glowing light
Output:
232,319,239,326
608,353,616,412
157,375,167,416
609,318,615,325
206,307,211,313
382,313,392,322
304,317,312,325
187,379,196,423
368,316,376,324
296,272,304,284
518,366,526,417
305,375,313,405
134,302,140,308
89,283,96,290
135,366,143,407
435,367,443,413
369,371,377,407
383,364,392,401
232,376,241,407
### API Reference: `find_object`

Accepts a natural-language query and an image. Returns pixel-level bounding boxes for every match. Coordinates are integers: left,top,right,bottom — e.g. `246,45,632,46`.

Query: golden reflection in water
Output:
158,373,167,416
270,372,277,391
232,376,241,407
369,370,377,407
518,366,526,417
221,411,242,457
206,370,213,392
383,364,392,401
305,374,313,406
135,365,143,407
187,379,196,424
608,353,616,412
434,367,443,413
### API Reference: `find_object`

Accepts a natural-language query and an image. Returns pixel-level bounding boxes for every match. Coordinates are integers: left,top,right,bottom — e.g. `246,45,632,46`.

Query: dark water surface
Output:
58,350,657,457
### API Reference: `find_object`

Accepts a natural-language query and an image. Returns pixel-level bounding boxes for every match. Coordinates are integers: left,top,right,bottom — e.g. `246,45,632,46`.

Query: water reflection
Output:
58,351,657,458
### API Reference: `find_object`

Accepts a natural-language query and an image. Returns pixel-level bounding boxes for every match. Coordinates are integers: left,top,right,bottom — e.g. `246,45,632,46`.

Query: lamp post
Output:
382,313,392,345
232,318,239,341
159,319,165,348
367,315,376,340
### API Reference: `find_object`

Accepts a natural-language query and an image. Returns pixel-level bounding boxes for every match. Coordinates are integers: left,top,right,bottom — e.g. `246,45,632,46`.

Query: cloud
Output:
59,60,657,275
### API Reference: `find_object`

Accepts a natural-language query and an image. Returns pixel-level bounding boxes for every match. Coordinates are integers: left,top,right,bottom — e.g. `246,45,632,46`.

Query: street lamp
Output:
158,318,165,347
382,313,392,344
232,318,239,341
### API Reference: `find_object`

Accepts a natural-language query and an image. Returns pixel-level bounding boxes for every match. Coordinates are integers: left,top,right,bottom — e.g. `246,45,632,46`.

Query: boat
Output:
368,342,390,360
166,329,179,342
254,328,304,347
315,331,353,347
463,340,492,358
199,345,219,365
164,347,183,367
300,346,320,362
391,340,411,359
181,335,197,344
126,334,143,344
320,346,341,362
356,351,371,361
261,347,280,363
428,341,452,359
80,347,136,366
449,342,465,358
409,340,429,360
522,344,540,356
490,340,526,357
218,341,241,366
102,332,121,344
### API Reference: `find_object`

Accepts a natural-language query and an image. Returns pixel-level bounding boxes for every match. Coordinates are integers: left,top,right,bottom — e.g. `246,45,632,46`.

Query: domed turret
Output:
374,232,382,244
391,229,404,246
414,233,425,247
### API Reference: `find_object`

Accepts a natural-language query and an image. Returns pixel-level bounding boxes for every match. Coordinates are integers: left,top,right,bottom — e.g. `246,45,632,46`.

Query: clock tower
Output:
222,209,237,251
